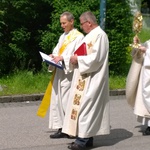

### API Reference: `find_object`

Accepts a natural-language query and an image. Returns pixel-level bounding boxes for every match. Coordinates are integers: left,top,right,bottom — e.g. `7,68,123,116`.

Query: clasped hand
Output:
133,36,146,53
70,54,78,65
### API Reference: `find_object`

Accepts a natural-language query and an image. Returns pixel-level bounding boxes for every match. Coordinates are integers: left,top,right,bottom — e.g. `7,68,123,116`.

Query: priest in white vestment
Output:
127,36,150,136
62,11,110,150
37,12,84,138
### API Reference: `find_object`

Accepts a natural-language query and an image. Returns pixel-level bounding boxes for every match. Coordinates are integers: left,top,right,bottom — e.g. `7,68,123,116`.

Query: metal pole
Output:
100,0,106,30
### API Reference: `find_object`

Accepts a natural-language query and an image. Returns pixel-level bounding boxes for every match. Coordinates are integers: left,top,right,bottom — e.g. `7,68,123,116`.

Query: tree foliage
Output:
106,0,133,75
40,0,100,52
0,0,52,75
0,0,133,76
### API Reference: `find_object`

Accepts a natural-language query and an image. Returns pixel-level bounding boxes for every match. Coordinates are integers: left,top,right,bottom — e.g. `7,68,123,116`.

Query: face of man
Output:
60,15,74,33
80,17,90,34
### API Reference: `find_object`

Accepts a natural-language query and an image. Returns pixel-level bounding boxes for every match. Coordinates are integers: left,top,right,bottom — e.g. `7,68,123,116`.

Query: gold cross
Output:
87,42,93,49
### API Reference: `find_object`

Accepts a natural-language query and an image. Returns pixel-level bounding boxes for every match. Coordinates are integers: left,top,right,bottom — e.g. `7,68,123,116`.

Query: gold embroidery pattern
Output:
87,42,93,49
76,79,85,91
87,42,93,54
71,77,86,120
73,94,81,105
71,109,78,120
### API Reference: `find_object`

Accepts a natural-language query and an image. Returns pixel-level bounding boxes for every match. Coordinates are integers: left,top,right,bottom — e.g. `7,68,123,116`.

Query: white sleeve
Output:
144,41,150,67
62,34,84,74
78,34,109,74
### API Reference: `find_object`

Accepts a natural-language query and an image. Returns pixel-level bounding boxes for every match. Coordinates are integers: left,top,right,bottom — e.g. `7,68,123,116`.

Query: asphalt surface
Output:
0,94,150,150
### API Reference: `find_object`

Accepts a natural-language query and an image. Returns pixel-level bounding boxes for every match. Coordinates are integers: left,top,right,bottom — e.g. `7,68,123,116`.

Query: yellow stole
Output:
37,29,82,118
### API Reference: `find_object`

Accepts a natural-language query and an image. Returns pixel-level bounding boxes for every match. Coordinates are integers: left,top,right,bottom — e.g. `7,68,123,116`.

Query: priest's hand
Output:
70,54,78,65
52,56,63,64
139,45,146,53
49,54,54,58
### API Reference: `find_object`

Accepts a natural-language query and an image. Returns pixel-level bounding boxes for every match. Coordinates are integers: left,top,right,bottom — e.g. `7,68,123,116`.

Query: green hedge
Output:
0,0,133,76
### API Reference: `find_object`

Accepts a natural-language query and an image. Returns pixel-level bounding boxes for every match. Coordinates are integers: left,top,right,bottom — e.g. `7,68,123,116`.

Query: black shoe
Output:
87,137,93,147
68,141,93,148
50,128,70,138
143,127,150,136
68,143,86,150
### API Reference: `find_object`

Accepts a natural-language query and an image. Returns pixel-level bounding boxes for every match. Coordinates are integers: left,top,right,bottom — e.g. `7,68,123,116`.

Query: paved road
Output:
0,95,149,150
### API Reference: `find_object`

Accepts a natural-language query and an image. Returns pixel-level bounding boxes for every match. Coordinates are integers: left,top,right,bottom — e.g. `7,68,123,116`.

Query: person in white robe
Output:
62,11,110,150
142,39,150,135
126,36,150,135
37,12,84,138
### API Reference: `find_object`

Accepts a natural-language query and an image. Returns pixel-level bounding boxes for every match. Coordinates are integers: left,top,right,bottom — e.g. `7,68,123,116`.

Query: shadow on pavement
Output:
46,128,133,150
93,128,133,148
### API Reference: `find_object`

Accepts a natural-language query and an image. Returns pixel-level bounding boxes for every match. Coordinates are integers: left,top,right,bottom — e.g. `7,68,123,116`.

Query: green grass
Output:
138,28,150,42
0,71,51,96
0,70,126,96
109,75,126,90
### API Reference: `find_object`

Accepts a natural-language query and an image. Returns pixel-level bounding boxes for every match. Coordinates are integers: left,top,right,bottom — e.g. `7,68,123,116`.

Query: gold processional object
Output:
130,11,143,49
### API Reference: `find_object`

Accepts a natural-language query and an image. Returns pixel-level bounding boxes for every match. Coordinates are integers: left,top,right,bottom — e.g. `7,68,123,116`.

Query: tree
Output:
0,0,52,75
40,0,100,53
105,0,133,75
0,0,133,76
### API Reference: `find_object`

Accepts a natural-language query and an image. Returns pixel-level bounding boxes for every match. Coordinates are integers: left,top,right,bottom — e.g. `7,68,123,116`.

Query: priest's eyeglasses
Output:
80,21,88,26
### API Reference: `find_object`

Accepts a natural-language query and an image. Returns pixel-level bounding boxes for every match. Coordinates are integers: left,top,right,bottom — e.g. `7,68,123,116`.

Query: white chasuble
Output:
48,29,84,129
142,40,150,113
62,26,110,138
130,40,150,120
126,50,144,108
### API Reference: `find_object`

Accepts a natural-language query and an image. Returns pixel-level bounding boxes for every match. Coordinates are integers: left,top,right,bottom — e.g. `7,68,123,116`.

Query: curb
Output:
109,89,126,96
0,94,43,103
0,89,125,103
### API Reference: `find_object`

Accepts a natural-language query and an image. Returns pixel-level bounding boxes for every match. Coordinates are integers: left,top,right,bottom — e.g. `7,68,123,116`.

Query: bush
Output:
106,0,133,75
0,0,134,77
40,0,133,76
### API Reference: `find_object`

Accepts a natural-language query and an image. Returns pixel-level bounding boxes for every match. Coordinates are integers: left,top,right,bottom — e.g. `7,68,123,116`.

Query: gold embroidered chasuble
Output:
37,29,82,118
62,27,110,138
66,31,100,136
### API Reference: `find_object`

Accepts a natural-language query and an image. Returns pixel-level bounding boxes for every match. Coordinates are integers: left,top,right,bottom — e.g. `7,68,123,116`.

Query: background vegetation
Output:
0,0,150,96
0,0,133,76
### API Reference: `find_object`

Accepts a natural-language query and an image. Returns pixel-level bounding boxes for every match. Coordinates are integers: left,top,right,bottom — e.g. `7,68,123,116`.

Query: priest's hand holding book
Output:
51,55,63,64
39,51,63,70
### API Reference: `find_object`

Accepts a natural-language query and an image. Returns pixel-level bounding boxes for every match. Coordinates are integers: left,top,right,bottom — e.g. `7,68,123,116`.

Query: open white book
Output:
39,51,63,70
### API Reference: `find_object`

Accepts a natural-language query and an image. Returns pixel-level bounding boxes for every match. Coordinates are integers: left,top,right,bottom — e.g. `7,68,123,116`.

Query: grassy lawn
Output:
138,28,150,43
0,71,51,96
0,70,126,96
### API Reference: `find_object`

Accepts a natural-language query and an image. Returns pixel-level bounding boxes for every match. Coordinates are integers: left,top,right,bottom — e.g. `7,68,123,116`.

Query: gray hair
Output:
80,11,97,24
60,12,74,21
